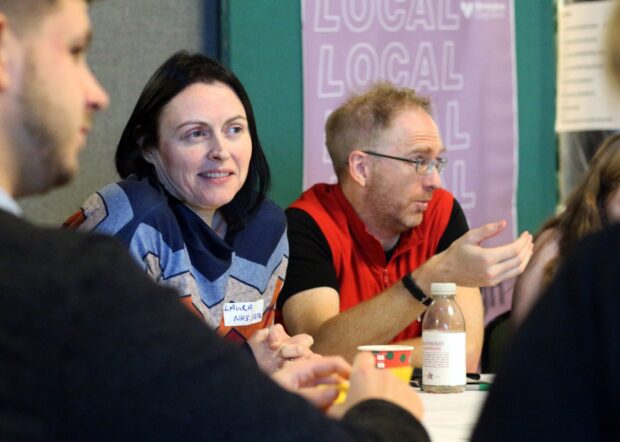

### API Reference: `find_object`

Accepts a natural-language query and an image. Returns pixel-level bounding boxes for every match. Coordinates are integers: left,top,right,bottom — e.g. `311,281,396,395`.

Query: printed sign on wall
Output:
556,0,620,132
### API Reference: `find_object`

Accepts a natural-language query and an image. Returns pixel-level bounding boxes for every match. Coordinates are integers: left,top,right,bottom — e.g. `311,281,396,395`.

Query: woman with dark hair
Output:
66,51,313,373
511,133,620,327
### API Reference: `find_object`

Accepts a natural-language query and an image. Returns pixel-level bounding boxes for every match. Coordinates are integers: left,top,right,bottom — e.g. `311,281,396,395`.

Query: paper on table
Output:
420,390,488,442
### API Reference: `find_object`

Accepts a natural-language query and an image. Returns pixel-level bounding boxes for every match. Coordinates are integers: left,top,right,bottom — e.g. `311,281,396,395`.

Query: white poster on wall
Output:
556,0,620,132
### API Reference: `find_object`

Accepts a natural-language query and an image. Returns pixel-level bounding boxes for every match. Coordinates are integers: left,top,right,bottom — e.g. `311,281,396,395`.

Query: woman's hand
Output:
248,324,315,374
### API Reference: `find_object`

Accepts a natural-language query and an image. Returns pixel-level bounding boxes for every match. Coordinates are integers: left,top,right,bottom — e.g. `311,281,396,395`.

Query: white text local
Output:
311,0,461,33
317,41,464,96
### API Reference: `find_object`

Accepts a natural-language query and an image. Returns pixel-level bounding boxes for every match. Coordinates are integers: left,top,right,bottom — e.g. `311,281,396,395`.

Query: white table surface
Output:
419,389,488,441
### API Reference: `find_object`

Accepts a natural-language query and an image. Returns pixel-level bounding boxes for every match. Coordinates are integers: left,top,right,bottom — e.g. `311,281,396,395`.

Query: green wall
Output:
514,0,558,233
222,1,303,207
223,0,557,233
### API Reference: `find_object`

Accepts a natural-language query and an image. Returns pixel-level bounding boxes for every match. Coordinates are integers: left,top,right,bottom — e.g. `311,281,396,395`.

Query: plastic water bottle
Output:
422,282,466,393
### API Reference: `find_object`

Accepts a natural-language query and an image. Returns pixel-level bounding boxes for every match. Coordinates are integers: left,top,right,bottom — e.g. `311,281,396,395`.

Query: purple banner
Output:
301,0,518,252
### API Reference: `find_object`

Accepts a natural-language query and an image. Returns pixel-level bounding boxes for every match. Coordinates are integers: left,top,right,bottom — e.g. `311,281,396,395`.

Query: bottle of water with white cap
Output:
421,282,466,393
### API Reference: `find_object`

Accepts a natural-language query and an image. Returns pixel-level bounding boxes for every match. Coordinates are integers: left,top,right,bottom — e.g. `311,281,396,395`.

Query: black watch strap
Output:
402,274,432,306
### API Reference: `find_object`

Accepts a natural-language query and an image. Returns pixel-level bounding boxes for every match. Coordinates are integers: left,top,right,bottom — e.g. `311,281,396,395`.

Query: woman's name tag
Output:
223,300,264,326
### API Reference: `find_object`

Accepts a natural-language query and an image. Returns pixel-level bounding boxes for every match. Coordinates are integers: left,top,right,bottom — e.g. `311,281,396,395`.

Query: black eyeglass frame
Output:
362,150,448,175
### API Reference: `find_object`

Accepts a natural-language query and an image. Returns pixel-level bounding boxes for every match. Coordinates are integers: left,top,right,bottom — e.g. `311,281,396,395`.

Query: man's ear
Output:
0,13,10,92
348,150,370,187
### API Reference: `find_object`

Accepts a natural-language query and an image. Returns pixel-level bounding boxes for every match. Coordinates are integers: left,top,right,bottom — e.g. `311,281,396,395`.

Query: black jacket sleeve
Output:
472,224,620,441
0,212,430,442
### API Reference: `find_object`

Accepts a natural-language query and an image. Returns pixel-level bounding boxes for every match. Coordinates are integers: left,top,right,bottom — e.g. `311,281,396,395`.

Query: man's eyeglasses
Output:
362,150,448,175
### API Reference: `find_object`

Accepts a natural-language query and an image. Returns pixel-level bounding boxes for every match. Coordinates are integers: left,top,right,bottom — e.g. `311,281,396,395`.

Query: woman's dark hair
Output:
115,50,270,231
537,132,620,285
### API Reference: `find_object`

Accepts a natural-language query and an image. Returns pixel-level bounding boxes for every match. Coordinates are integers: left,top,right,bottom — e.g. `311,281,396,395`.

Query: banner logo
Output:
460,1,507,20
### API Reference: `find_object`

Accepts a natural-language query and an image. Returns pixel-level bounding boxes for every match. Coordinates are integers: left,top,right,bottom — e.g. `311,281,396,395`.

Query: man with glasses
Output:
278,83,533,369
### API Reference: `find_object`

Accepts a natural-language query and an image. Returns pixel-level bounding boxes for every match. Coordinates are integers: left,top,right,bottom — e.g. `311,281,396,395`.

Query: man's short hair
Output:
325,82,432,178
0,0,93,35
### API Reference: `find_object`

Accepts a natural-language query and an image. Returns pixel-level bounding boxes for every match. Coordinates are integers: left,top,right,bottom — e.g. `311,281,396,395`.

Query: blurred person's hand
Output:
271,355,351,409
329,352,424,421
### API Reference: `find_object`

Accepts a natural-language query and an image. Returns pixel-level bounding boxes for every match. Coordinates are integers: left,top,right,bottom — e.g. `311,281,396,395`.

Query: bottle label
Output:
422,331,466,386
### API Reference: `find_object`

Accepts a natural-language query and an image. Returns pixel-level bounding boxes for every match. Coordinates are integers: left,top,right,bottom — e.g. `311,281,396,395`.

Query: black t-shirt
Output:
278,199,468,310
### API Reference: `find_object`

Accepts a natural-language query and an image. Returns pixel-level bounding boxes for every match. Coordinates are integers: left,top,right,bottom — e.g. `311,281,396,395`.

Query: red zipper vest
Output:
290,184,454,341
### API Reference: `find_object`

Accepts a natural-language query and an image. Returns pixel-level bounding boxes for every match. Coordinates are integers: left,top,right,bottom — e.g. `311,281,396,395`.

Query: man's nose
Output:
85,65,110,112
423,165,442,189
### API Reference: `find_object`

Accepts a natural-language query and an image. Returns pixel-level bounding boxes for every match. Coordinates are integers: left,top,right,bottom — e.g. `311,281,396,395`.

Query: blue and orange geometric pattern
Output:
66,176,288,343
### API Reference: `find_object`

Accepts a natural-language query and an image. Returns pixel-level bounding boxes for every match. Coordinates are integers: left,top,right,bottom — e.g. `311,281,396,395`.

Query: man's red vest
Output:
290,184,454,341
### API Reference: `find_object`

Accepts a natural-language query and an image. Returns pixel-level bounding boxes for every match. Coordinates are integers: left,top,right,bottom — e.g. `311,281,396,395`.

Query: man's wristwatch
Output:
402,274,432,306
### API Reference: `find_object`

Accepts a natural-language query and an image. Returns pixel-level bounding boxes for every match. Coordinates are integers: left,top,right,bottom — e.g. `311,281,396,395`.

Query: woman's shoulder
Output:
112,175,167,205
533,228,561,260
521,228,561,277
80,176,172,234
512,227,561,326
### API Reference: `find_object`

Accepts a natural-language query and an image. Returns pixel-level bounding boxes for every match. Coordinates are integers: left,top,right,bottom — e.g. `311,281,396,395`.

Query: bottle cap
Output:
430,282,456,295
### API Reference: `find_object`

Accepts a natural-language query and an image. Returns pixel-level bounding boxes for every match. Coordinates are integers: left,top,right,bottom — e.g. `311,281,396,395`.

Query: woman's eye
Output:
227,125,244,136
188,129,208,138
